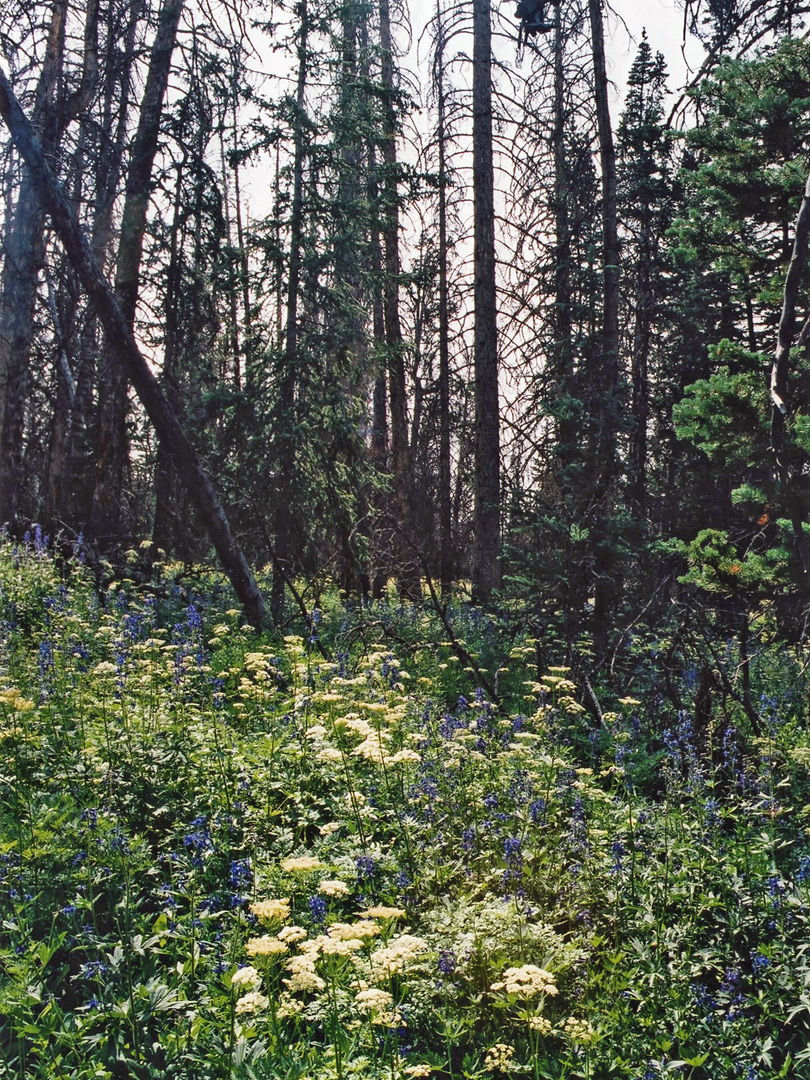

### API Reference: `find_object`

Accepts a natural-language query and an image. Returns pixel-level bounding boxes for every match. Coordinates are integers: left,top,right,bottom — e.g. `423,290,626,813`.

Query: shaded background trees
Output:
5,0,810,682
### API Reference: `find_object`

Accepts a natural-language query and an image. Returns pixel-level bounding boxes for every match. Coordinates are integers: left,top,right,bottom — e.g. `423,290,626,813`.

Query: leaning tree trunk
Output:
471,0,501,603
90,0,185,545
0,65,268,628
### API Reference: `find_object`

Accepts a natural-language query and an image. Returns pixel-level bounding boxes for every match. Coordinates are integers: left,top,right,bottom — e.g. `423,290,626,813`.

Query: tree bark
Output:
90,0,185,543
0,0,99,528
379,0,419,599
0,64,268,628
471,0,501,602
271,0,309,623
436,0,453,599
588,0,620,656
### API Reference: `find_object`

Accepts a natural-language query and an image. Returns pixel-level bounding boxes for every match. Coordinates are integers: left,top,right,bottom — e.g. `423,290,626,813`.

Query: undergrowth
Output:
1,534,809,1079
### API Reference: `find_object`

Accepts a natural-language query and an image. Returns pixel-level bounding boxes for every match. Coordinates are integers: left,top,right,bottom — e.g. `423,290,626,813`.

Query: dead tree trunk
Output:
90,0,185,544
588,0,620,657
471,0,501,603
0,0,98,528
435,0,453,599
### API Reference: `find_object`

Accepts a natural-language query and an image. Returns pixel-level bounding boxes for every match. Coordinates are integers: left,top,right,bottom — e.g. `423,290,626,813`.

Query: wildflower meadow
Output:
2,534,810,1079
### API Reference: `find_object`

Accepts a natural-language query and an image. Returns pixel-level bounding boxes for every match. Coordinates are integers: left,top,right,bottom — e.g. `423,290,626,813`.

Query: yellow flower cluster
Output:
245,935,288,959
277,925,308,944
388,748,421,765
361,906,406,920
330,920,379,940
0,688,35,711
234,990,269,1014
490,965,558,998
231,965,261,991
354,987,401,1025
280,855,323,874
284,952,326,993
369,934,427,975
318,879,351,897
403,1066,432,1078
334,715,374,739
250,898,291,923
527,1015,553,1035
563,1017,597,1045
315,935,363,957
484,1043,515,1072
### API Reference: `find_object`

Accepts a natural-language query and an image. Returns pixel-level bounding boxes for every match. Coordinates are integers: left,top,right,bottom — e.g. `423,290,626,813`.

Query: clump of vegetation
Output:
1,535,810,1080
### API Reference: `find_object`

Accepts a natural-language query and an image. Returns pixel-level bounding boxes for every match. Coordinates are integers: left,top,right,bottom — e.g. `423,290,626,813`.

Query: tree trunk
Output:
471,0,501,603
90,0,185,545
379,0,419,599
436,0,453,600
152,160,185,554
64,0,142,527
629,211,652,517
552,9,575,461
588,0,620,656
271,0,309,623
0,66,269,628
0,0,98,528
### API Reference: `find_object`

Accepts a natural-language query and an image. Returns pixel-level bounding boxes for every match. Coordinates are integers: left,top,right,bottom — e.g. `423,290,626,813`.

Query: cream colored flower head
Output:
234,990,269,1014
231,965,262,990
388,749,421,766
491,965,558,999
245,935,289,959
280,855,324,874
403,1067,432,1078
562,1017,597,1045
277,925,308,944
283,969,326,993
369,934,427,975
361,906,406,920
319,879,351,898
528,1015,552,1035
317,934,364,957
484,1044,515,1073
250,898,291,924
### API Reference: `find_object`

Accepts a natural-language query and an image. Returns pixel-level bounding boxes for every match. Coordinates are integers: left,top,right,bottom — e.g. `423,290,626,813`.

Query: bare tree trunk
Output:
90,0,185,544
552,9,574,458
629,211,652,517
152,160,185,553
64,0,142,527
271,0,309,622
0,0,98,528
379,0,419,599
436,0,453,599
367,130,389,599
471,0,501,602
0,66,268,627
589,0,620,656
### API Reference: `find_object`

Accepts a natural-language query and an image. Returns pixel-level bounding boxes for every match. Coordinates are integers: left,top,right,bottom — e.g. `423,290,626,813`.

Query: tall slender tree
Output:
471,0,501,601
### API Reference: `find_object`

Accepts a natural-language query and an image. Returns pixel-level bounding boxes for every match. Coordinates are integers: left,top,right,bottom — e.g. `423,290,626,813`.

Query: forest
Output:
4,0,810,1076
